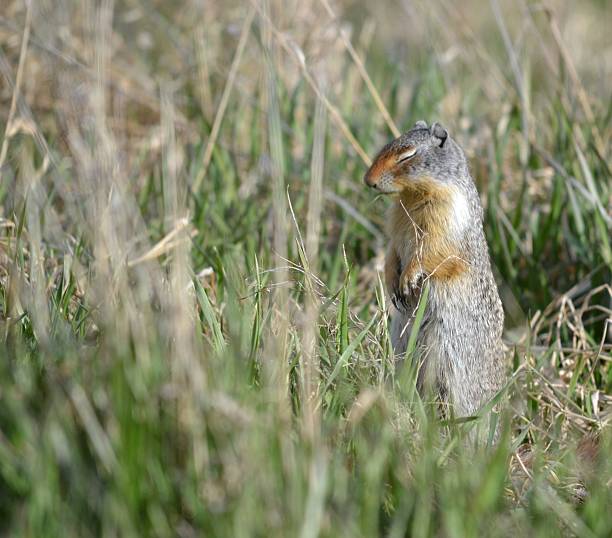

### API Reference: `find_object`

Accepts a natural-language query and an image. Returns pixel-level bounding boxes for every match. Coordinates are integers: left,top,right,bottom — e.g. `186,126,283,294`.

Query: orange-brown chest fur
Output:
388,177,468,282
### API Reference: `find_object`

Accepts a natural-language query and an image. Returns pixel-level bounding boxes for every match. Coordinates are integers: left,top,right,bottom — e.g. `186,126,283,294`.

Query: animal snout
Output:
364,170,378,188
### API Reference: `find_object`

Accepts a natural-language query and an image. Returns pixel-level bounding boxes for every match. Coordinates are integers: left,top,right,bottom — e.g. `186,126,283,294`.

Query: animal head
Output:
363,120,468,194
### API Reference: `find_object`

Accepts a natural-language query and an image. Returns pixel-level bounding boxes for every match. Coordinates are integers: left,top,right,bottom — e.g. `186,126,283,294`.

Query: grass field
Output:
0,0,611,536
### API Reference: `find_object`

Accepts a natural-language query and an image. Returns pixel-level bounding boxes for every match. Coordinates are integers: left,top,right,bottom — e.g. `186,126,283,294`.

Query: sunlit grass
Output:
0,0,610,536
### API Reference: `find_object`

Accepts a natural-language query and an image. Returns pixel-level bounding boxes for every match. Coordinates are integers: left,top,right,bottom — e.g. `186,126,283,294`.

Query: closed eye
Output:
396,147,417,163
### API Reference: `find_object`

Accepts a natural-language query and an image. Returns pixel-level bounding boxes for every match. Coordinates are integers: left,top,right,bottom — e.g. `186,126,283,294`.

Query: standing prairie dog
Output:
364,120,506,424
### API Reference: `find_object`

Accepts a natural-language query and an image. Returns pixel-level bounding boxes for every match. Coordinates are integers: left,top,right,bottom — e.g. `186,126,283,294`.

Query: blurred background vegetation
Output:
0,0,610,536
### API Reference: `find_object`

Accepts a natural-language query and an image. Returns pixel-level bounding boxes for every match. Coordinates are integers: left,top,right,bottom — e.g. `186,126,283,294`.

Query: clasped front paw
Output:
391,271,425,312
402,271,425,298
391,290,407,312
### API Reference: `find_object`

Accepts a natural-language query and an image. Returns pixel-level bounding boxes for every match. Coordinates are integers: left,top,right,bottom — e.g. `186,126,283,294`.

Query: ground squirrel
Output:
364,120,506,426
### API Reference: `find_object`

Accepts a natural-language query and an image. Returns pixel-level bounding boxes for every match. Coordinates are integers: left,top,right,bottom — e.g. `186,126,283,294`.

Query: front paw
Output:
391,274,422,312
390,289,407,312
402,271,425,297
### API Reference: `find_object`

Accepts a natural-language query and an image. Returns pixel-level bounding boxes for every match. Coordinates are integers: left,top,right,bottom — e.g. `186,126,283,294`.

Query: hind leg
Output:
444,350,505,442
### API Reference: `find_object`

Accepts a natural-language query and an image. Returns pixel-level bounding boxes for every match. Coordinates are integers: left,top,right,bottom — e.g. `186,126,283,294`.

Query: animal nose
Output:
364,171,378,188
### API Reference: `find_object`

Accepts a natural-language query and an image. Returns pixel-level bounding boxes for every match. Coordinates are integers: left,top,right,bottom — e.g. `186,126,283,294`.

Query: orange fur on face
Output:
388,176,468,286
364,151,397,186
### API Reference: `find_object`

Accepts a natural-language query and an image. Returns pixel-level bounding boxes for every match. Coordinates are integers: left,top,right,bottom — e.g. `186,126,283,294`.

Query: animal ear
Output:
414,120,428,129
430,122,448,148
